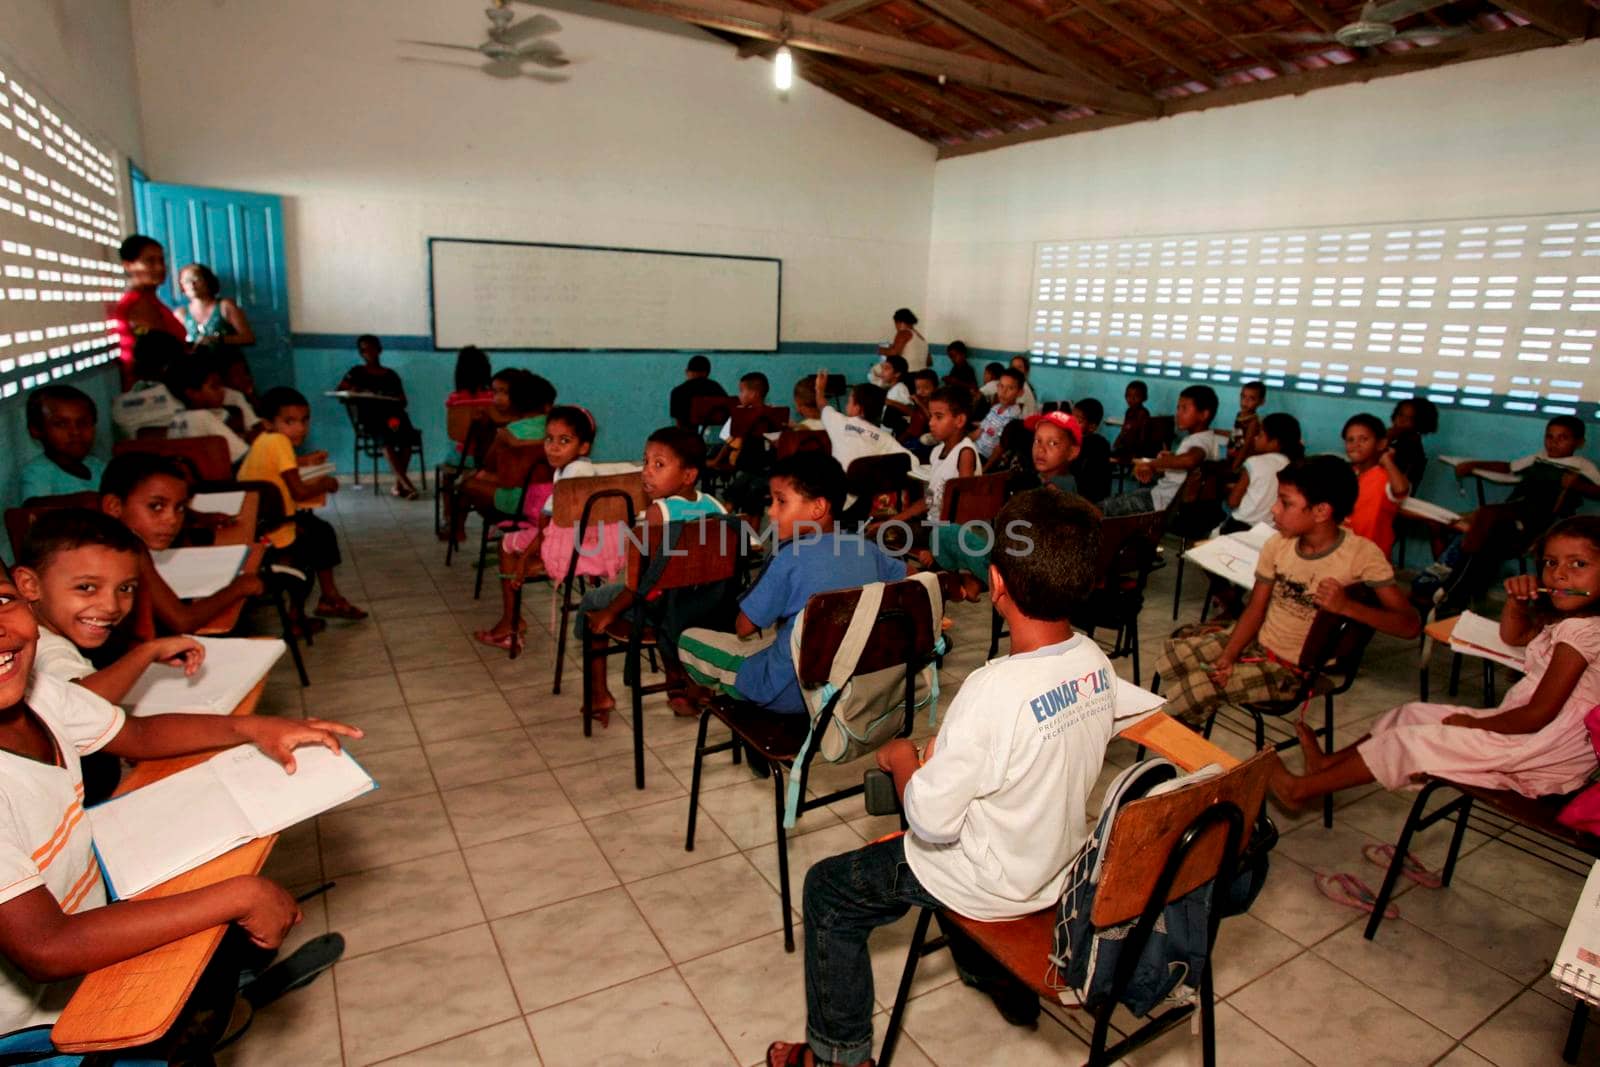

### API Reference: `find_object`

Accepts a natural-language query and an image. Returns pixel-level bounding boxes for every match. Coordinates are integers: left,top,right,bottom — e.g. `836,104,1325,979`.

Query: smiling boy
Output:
20,386,105,503
15,509,203,705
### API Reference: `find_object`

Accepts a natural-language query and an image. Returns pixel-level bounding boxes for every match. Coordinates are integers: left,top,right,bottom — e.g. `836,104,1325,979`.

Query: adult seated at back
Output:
110,234,187,391
178,263,256,349
338,335,420,500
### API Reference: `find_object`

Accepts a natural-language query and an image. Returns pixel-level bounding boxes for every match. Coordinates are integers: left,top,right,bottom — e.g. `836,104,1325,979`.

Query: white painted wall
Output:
0,0,144,159
128,0,935,341
927,39,1600,351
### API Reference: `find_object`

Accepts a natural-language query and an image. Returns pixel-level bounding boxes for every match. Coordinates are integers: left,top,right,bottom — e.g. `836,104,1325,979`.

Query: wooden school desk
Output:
1119,711,1238,772
195,543,267,637
52,677,277,1054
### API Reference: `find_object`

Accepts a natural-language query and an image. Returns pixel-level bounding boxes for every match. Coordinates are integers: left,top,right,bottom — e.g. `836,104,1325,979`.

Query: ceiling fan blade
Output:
1392,24,1473,39
481,58,527,78
397,39,483,53
1364,0,1458,24
515,41,570,66
502,14,561,41
524,70,572,83
1237,30,1338,42
398,55,484,72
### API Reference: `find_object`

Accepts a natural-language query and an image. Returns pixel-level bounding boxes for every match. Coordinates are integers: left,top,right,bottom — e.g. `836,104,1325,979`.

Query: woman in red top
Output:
110,235,187,389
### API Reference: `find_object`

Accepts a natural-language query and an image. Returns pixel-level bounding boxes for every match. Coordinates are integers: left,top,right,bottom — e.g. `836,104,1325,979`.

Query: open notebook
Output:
298,461,336,481
151,544,249,599
1553,862,1600,1006
1448,611,1527,672
123,637,287,716
1183,527,1271,591
89,744,376,900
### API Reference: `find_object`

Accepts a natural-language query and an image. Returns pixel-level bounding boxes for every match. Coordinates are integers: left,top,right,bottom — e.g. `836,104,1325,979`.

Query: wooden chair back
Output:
729,405,790,440
1296,582,1381,680
623,514,742,593
844,453,911,501
1146,415,1176,453
493,440,551,500
1090,750,1275,926
5,493,102,559
550,472,646,527
776,429,831,460
1097,510,1166,582
793,579,940,687
1178,458,1230,506
690,395,736,431
939,473,1008,525
114,436,233,483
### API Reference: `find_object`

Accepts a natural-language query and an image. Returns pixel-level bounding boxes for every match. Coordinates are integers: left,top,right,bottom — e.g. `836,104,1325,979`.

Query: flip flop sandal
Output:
211,997,255,1053
473,629,522,651
315,599,369,620
1314,871,1398,919
242,933,345,1010
1362,843,1444,889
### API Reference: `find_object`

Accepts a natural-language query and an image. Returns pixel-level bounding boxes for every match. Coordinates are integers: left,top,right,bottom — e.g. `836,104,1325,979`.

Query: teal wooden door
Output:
137,182,293,387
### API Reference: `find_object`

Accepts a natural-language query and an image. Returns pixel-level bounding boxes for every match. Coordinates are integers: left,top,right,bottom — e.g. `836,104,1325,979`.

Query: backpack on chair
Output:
782,572,946,827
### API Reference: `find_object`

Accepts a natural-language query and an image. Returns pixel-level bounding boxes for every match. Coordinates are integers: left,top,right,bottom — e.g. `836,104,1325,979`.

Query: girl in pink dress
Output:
1271,515,1600,806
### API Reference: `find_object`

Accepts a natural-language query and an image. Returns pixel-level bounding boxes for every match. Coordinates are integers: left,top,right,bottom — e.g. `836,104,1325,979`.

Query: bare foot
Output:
959,574,986,603
1296,721,1329,774
586,698,616,729
1266,754,1313,814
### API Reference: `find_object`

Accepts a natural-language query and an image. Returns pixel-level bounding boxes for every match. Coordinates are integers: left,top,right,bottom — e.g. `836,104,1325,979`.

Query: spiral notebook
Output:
1552,861,1600,1005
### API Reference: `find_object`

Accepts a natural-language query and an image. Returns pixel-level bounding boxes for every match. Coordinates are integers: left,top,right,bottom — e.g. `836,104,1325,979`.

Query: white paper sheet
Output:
123,637,286,717
1114,682,1166,722
190,490,246,515
1448,610,1527,672
1183,536,1261,590
1401,497,1462,525
151,544,250,599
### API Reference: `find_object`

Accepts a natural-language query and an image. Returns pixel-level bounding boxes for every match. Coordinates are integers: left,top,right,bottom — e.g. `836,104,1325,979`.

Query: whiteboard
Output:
429,239,781,351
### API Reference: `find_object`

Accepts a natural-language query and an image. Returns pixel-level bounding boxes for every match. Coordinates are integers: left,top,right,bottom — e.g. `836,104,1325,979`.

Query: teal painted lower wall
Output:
289,342,884,471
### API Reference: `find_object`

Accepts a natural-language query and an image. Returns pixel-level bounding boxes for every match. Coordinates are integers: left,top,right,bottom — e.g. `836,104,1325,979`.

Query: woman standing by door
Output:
178,263,257,349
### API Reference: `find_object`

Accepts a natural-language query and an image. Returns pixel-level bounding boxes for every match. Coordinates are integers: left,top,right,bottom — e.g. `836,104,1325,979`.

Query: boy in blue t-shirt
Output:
20,384,105,502
677,452,905,714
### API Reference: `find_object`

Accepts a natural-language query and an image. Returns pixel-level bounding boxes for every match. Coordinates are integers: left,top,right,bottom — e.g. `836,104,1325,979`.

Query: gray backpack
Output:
782,572,945,827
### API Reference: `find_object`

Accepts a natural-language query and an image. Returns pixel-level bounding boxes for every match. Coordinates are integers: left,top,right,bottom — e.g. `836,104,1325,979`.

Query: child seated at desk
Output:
99,454,266,638
1069,397,1112,504
15,509,203,704
765,491,1115,1066
0,558,357,1057
1102,384,1223,518
237,388,365,629
1229,381,1266,466
979,355,1039,418
974,368,1025,470
449,369,556,541
812,371,907,524
1271,515,1600,809
338,334,421,500
1154,456,1420,727
677,452,905,715
670,354,727,430
1110,379,1151,459
711,371,772,469
790,376,825,431
165,355,250,465
20,385,105,503
476,405,600,652
1417,415,1600,606
110,332,184,440
1226,412,1301,532
879,386,976,534
578,427,728,726
1388,396,1439,491
1342,413,1409,557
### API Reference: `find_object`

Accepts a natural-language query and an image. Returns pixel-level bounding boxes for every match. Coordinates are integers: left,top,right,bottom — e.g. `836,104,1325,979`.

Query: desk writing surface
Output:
1118,713,1238,772
53,677,276,1053
194,544,266,637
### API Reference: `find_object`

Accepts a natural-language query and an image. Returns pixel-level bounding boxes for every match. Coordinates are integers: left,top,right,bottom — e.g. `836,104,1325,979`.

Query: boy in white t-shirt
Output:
766,490,1116,1067
166,356,250,465
1101,383,1226,517
0,559,361,1051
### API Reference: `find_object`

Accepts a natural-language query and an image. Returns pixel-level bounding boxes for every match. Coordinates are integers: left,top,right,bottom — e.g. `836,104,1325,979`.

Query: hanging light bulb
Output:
774,45,794,92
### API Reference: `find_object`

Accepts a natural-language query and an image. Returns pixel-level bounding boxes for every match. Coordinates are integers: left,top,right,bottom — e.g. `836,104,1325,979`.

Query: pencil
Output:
1537,588,1587,596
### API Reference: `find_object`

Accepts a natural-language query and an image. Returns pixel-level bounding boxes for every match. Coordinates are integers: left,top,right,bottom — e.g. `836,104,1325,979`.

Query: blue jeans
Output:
803,837,941,1066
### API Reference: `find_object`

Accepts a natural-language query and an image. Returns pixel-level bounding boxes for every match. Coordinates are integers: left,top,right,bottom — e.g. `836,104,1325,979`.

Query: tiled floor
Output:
219,484,1600,1066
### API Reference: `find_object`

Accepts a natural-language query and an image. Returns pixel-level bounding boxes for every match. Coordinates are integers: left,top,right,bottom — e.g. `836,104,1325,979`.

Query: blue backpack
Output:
1047,758,1269,1017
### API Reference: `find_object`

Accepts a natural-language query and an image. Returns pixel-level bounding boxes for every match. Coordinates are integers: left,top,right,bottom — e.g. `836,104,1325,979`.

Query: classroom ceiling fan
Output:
1249,0,1474,50
399,0,572,80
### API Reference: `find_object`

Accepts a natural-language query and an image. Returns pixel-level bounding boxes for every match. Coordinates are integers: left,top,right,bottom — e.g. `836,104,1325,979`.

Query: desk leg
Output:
1564,999,1587,1063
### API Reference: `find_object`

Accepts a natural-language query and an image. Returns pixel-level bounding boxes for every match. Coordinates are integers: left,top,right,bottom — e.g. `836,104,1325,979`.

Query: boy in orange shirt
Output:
1342,413,1409,557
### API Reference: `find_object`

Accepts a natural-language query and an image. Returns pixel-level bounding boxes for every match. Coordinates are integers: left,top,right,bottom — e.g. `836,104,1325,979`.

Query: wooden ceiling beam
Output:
1068,0,1221,85
887,71,1031,127
907,0,1140,90
807,58,975,136
806,0,894,20
1161,0,1290,72
585,0,1160,113
1284,0,1342,34
1492,0,1594,39
938,25,1561,157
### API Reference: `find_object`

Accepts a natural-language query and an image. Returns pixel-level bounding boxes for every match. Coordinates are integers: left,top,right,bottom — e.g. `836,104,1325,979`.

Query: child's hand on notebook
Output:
146,635,205,676
229,875,303,949
234,717,364,774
